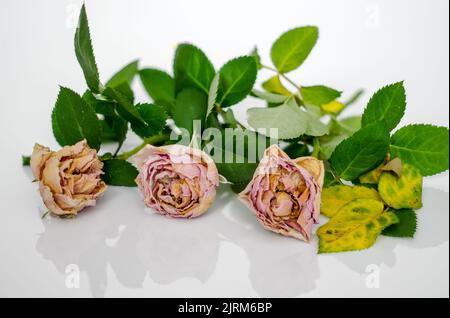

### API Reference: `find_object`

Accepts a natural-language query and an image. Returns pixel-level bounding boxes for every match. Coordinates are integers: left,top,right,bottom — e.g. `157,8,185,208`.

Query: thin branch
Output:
261,64,301,91
117,133,170,160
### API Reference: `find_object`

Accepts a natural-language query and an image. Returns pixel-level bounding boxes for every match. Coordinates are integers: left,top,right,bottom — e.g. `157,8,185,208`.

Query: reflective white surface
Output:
0,0,449,298
0,165,447,297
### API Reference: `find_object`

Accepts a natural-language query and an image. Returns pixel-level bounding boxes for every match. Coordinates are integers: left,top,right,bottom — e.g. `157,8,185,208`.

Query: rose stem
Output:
311,138,321,158
324,160,344,185
116,133,170,160
215,105,246,129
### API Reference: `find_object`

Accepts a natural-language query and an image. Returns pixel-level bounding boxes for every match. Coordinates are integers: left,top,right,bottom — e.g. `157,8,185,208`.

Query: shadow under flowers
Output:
35,183,320,297
35,186,222,297
35,183,448,297
212,187,320,297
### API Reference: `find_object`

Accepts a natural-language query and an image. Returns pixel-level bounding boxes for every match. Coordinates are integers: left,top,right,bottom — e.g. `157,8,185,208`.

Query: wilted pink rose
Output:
30,139,107,216
239,145,324,241
132,145,219,218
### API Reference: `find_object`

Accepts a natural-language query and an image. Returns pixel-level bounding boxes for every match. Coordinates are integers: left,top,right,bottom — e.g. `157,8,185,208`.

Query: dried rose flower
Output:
30,139,107,216
132,145,219,218
239,145,324,241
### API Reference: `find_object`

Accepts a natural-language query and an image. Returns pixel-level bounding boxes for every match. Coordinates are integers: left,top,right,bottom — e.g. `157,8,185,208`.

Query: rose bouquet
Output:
24,5,449,254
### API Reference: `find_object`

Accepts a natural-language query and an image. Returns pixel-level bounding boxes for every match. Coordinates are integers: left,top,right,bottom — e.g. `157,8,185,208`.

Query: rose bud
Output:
239,145,324,242
131,145,219,218
30,139,107,217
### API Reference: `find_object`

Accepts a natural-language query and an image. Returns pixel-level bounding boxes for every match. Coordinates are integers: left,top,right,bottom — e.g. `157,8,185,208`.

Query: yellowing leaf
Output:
359,158,389,184
321,100,345,114
318,199,399,253
358,157,402,184
262,75,292,96
321,185,382,218
378,163,423,209
359,164,384,184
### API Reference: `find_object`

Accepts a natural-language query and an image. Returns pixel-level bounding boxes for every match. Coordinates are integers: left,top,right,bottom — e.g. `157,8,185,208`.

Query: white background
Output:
0,0,448,297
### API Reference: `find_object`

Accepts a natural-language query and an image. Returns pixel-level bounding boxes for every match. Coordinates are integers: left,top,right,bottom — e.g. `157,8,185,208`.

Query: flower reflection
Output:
35,185,448,297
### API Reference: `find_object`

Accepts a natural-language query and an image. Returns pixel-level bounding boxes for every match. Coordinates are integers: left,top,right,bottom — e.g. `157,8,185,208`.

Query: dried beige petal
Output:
31,139,107,216
132,145,219,218
239,145,324,242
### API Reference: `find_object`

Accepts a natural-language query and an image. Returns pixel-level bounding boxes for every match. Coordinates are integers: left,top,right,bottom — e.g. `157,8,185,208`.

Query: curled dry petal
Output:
239,144,324,242
30,139,107,216
132,145,219,218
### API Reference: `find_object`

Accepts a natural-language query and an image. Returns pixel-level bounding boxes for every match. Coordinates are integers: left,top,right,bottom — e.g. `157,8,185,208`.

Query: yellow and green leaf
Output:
318,199,399,253
359,157,403,184
321,100,345,114
378,163,423,209
359,162,385,184
262,75,292,96
321,185,382,218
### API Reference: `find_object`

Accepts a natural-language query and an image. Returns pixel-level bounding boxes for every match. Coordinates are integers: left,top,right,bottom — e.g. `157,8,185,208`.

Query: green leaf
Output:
330,122,390,181
206,72,220,118
106,60,139,88
131,103,168,139
361,82,406,131
283,142,310,158
323,170,339,187
250,46,262,69
102,159,138,187
139,68,175,111
205,112,222,131
103,87,145,125
173,43,215,94
251,89,288,104
262,75,292,96
82,90,116,117
173,88,207,136
113,82,134,103
230,182,249,194
222,109,238,128
74,4,101,93
318,199,399,253
211,128,268,186
103,116,127,144
304,111,328,137
390,124,449,176
217,56,257,107
52,86,101,150
319,116,361,160
100,120,117,141
319,134,348,160
223,128,270,161
271,26,319,73
216,163,258,185
319,116,362,159
100,118,121,142
300,85,342,106
382,209,417,238
331,116,362,135
247,98,307,139
82,90,128,146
